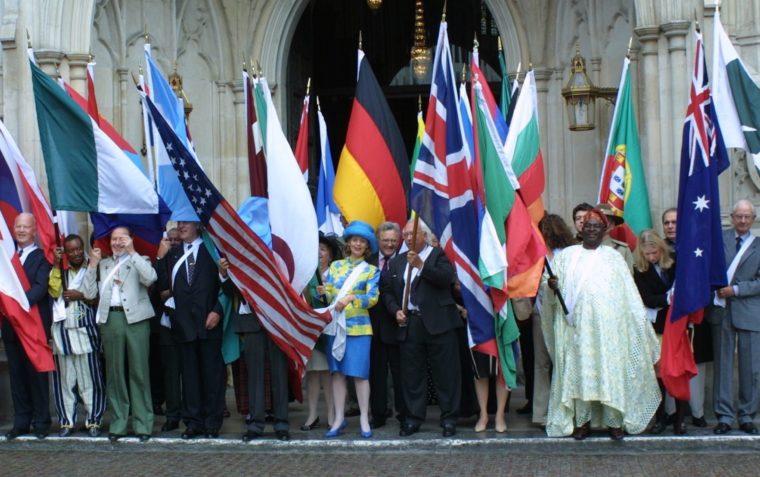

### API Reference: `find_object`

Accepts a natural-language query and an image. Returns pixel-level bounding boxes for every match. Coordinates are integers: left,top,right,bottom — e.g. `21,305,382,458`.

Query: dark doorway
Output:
287,0,505,186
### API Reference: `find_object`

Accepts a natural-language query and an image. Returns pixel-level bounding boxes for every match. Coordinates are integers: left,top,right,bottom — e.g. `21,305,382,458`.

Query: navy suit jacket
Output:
1,248,52,340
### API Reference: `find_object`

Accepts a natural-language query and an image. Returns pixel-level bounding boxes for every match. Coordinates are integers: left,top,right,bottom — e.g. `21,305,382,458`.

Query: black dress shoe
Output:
242,431,262,442
88,427,102,438
206,430,220,439
673,421,687,435
609,427,625,441
442,424,457,437
34,430,48,440
58,427,74,437
161,420,180,432
399,423,420,437
275,430,291,441
137,434,151,443
691,416,708,428
181,428,202,440
516,401,533,415
572,423,590,441
714,422,731,434
649,421,667,435
108,433,124,443
300,417,320,431
740,422,759,435
4,428,29,440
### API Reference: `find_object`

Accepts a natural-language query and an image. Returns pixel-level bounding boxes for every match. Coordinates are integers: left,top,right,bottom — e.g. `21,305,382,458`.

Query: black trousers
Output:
242,330,289,432
2,329,51,432
369,336,406,424
399,313,461,427
179,339,225,432
161,339,183,421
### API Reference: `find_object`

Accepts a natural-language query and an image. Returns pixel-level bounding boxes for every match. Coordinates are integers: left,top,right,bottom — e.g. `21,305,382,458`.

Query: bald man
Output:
2,213,52,440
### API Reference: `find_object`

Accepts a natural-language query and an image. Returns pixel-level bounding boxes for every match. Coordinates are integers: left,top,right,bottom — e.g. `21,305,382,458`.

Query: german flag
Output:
334,50,410,229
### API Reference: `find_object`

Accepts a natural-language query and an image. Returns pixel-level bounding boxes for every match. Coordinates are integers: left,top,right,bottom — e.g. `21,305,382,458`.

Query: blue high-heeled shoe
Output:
360,429,373,438
324,420,347,438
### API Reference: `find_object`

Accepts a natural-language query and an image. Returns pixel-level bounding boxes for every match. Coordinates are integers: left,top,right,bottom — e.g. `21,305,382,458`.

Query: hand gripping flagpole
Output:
544,257,569,315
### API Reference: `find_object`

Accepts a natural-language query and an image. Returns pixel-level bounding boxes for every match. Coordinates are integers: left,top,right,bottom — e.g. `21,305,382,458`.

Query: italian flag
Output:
713,9,760,173
598,57,652,234
30,60,158,214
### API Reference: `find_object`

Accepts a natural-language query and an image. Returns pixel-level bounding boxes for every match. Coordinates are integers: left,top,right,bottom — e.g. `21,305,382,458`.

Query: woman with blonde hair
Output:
633,229,684,434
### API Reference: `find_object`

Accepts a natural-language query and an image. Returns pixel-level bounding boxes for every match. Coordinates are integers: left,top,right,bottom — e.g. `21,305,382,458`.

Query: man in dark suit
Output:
710,200,760,435
381,219,461,437
157,221,224,439
368,221,406,429
2,212,52,440
219,258,290,442
662,207,677,255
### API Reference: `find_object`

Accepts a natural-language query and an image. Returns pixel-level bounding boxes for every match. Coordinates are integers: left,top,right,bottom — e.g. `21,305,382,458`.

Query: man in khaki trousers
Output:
85,226,157,442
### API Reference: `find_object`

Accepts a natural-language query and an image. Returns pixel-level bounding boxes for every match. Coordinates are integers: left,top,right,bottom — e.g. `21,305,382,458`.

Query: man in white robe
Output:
541,209,661,440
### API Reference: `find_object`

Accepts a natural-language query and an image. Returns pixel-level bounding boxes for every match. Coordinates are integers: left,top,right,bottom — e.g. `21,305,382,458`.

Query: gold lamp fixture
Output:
561,47,617,131
367,0,382,12
410,0,431,80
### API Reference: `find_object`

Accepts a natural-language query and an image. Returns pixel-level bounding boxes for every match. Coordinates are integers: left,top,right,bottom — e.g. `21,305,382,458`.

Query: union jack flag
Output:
411,22,496,352
144,95,331,375
661,30,729,400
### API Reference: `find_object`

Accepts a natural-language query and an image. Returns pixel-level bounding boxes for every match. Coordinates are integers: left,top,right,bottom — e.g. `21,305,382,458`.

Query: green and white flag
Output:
30,60,158,213
713,9,760,172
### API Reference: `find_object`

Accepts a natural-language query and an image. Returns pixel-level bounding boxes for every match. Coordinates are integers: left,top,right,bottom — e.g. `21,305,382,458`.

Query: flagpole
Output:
401,214,420,318
135,66,156,186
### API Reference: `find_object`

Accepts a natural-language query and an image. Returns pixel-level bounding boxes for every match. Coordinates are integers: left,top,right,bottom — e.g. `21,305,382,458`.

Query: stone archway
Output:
258,0,525,121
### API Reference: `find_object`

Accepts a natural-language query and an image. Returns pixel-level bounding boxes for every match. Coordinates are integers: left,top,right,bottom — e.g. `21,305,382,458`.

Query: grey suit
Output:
707,229,760,425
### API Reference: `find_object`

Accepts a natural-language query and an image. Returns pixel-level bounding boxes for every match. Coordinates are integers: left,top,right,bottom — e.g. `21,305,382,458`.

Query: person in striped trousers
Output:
49,234,106,437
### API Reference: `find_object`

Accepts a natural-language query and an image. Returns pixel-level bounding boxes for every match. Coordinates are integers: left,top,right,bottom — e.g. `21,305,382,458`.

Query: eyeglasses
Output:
732,214,755,221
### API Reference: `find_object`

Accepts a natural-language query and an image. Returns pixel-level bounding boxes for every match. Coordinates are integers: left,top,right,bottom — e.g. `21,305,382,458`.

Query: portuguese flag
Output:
598,57,652,234
334,50,410,229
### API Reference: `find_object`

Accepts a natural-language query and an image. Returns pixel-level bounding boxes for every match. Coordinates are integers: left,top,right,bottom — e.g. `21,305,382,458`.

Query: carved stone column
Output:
661,21,690,210
115,68,129,134
533,67,558,211
34,50,64,77
66,53,89,96
232,80,247,206
634,26,663,217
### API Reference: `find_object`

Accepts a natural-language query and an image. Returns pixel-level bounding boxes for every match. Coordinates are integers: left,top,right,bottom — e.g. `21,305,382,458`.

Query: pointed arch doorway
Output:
264,0,523,177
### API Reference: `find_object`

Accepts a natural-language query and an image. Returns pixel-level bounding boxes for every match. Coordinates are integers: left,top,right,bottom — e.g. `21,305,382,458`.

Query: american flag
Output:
144,96,331,374
661,30,729,400
411,22,496,353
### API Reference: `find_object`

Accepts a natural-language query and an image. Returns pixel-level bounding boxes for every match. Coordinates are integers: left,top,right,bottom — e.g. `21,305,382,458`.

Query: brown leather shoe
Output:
572,422,590,440
609,427,624,441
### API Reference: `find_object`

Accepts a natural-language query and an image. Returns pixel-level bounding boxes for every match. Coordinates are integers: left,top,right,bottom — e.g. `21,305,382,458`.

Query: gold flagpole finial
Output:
442,0,447,22
306,77,311,96
498,36,503,52
143,24,149,43
695,9,701,33
316,96,321,111
359,30,363,50
528,61,533,71
473,32,479,50
626,37,633,58
26,29,32,49
515,61,522,81
242,55,247,71
418,94,422,112
461,63,467,83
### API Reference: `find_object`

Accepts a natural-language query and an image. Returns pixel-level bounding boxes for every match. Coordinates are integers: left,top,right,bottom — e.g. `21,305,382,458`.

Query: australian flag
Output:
661,31,729,400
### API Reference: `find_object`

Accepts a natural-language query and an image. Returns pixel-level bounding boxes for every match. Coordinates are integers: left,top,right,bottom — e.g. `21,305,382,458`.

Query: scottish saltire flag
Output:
0,212,54,372
293,89,310,181
144,44,197,221
412,22,497,358
0,121,56,264
144,95,330,374
30,61,159,216
316,105,343,236
713,9,760,174
661,31,729,401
